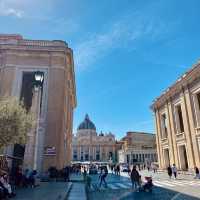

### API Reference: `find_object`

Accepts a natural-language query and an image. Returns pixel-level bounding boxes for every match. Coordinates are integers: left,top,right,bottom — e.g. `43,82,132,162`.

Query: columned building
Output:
72,115,116,163
0,34,76,172
152,60,200,171
118,132,157,165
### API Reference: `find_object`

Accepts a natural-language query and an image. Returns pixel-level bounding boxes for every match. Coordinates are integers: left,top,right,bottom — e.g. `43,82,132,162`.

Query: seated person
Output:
141,176,153,192
0,174,16,198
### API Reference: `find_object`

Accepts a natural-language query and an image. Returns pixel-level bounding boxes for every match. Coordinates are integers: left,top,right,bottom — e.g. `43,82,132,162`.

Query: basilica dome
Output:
77,114,96,131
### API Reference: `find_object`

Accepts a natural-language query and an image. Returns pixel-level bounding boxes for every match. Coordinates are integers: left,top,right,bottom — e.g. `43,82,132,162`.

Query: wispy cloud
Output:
0,0,23,18
74,10,174,72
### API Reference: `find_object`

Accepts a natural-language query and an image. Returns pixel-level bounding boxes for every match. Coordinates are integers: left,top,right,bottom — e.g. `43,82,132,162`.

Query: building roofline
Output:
0,34,68,48
151,59,200,110
126,131,154,135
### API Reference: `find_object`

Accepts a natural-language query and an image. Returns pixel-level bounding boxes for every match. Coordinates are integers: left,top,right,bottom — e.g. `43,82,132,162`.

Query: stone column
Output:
166,101,175,164
184,87,200,167
23,89,39,170
154,110,162,168
167,100,180,168
155,109,165,169
181,89,195,169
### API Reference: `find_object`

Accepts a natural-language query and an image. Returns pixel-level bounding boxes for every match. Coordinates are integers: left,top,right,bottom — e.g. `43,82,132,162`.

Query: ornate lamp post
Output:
34,71,44,88
33,71,44,171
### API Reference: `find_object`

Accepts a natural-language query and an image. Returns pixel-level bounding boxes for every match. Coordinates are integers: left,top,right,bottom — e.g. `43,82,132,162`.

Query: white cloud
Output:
74,15,140,71
0,0,55,19
73,11,169,72
0,0,23,18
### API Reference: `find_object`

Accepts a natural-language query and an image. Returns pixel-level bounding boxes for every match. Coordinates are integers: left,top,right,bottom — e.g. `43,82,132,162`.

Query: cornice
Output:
151,60,200,110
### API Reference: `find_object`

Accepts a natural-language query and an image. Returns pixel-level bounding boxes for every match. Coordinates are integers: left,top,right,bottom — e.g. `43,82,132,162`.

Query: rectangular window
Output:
175,104,184,133
193,92,200,127
161,113,168,138
197,93,200,109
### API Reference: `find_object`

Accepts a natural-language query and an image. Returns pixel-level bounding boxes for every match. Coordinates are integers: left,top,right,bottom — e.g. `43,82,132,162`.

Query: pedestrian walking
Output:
99,166,108,187
64,166,70,182
116,165,120,176
194,167,200,179
172,164,177,179
130,166,140,191
83,167,87,181
127,165,131,176
167,165,172,179
111,165,114,174
152,164,157,173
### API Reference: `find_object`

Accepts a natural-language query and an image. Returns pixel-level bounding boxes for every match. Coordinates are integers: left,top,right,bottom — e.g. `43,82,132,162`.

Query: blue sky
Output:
1,0,200,139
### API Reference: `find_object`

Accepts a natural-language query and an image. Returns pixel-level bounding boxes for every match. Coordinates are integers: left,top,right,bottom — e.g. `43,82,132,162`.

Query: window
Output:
175,104,184,133
109,152,113,159
197,93,200,109
161,113,168,138
193,92,200,127
20,72,35,111
73,149,77,161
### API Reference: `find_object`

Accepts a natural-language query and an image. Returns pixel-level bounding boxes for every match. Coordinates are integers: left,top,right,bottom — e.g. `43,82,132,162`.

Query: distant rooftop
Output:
0,33,68,48
126,131,154,135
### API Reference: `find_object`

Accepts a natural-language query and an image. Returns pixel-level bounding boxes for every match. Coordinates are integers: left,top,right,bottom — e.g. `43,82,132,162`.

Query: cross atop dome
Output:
85,114,90,120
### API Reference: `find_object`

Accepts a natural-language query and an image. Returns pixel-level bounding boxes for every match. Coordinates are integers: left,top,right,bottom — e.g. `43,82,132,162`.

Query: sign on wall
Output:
44,147,56,156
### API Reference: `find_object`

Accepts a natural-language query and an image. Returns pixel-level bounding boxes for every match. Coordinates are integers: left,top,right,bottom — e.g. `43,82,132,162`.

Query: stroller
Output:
140,176,153,192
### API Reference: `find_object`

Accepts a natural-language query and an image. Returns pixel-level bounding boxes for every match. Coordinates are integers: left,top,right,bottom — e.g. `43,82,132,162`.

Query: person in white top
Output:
0,174,13,196
172,164,177,179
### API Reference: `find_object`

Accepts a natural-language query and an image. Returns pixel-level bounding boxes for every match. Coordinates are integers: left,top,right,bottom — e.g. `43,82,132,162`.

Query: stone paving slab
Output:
67,183,86,200
70,174,84,182
14,182,72,200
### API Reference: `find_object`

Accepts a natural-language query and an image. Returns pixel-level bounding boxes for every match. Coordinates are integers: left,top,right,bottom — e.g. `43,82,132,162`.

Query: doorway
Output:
178,145,188,170
163,149,170,168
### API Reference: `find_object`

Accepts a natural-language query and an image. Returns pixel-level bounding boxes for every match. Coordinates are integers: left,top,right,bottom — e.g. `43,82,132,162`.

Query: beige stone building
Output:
152,60,200,171
118,132,157,165
72,114,117,163
0,34,76,172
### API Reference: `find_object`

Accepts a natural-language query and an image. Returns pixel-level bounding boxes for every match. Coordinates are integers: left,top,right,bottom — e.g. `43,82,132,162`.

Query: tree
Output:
0,97,35,148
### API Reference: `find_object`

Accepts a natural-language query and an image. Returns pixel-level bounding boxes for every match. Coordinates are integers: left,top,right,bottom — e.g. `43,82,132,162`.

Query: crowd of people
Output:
110,164,121,175
0,164,73,199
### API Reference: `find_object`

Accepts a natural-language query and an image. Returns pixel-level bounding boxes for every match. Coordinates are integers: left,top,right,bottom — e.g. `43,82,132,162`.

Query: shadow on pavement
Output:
88,186,200,200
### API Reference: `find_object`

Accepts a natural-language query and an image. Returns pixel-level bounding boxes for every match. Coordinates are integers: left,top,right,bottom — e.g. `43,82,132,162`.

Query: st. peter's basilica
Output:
72,114,117,163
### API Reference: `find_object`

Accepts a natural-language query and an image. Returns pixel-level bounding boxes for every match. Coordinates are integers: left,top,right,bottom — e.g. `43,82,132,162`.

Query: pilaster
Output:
167,100,180,168
181,90,195,169
184,87,200,167
154,111,161,168
165,102,175,164
155,109,165,169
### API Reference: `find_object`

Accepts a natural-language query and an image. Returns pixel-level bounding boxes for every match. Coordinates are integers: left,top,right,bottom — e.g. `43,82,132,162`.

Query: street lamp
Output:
33,70,44,171
34,71,44,87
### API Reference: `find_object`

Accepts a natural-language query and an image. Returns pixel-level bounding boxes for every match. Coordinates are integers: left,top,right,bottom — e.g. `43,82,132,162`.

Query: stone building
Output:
152,60,200,171
72,114,117,163
0,34,76,172
118,132,157,165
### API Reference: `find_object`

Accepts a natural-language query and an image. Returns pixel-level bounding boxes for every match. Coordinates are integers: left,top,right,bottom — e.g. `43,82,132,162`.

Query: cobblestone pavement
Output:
14,182,71,200
68,183,86,200
87,170,200,200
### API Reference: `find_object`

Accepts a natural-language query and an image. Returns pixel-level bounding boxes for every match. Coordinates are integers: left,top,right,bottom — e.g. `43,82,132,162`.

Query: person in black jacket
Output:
194,167,199,179
167,165,172,179
99,166,108,187
130,166,140,191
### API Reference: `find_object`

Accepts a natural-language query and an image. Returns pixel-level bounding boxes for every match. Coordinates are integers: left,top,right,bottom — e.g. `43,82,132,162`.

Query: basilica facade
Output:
72,115,116,163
